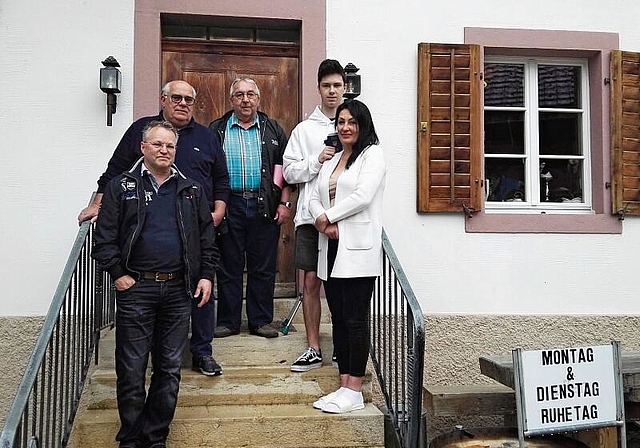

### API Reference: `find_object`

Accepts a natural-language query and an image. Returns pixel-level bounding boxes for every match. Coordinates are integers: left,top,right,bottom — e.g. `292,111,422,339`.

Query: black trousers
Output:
323,239,375,377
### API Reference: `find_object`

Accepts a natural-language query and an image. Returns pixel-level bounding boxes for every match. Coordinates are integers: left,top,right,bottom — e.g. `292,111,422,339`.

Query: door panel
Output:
162,45,298,297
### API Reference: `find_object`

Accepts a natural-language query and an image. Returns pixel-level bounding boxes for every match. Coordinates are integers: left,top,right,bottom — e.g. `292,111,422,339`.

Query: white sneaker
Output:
313,388,343,410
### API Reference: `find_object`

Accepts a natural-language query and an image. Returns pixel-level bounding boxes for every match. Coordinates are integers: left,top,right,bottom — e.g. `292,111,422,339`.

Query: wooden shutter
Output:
611,50,640,216
417,43,482,213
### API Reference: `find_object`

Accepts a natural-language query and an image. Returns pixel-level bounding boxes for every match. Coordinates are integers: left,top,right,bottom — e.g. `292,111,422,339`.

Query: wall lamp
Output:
343,62,361,100
100,56,122,126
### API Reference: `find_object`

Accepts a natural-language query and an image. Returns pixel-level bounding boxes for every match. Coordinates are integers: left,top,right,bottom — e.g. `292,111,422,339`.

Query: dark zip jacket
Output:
92,158,219,295
209,110,288,220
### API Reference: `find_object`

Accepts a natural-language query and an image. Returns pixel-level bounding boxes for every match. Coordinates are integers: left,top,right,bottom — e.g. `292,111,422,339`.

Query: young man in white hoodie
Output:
283,59,345,372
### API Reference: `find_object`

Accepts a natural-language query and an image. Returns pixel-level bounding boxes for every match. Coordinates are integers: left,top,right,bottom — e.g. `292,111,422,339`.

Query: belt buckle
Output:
155,272,168,282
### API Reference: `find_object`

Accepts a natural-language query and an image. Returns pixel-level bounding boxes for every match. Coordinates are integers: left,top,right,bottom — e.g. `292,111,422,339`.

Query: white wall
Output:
0,0,134,315
2,0,640,317
325,0,640,315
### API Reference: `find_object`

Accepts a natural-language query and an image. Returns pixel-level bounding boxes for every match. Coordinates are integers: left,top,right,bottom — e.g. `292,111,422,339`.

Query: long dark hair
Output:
335,100,379,168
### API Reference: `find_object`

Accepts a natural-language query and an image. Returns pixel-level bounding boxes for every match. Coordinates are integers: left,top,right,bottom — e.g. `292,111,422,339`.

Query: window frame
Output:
483,56,593,214
462,28,621,233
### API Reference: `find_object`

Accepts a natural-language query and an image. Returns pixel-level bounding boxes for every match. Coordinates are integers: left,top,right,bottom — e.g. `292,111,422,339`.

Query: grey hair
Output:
229,77,260,96
161,81,197,98
141,120,179,143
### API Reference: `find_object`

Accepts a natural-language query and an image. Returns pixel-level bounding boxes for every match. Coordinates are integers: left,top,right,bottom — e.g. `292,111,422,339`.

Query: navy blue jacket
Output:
97,113,230,209
92,158,219,295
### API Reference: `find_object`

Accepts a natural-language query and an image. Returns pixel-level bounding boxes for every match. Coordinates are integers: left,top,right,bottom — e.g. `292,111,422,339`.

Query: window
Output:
417,30,624,233
484,58,591,213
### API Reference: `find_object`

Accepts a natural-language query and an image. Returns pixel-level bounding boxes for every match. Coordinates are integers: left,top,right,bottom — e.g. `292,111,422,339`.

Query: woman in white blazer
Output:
308,100,386,414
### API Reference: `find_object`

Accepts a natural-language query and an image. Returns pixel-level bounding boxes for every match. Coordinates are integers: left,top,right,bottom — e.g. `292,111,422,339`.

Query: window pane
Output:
485,111,525,155
538,65,581,109
539,112,582,156
484,63,524,107
539,159,584,203
485,158,526,202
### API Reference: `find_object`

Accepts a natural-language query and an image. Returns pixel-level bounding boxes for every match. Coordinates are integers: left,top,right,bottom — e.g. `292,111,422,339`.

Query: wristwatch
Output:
280,201,292,209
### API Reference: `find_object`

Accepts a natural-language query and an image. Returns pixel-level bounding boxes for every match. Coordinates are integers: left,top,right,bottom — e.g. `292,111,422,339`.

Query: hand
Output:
275,204,293,225
314,214,330,233
211,212,224,227
78,203,100,225
194,279,212,307
324,223,339,240
318,146,337,164
114,274,136,292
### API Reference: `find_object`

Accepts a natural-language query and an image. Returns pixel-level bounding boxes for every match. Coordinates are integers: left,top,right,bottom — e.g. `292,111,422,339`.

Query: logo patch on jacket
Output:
120,179,136,191
193,147,201,152
271,139,279,146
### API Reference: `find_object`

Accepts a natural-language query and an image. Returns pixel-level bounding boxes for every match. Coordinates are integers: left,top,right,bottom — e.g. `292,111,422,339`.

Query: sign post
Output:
512,342,626,448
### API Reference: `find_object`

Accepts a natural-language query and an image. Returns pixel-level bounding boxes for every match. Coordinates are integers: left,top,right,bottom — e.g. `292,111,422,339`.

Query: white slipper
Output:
312,389,343,410
322,390,364,414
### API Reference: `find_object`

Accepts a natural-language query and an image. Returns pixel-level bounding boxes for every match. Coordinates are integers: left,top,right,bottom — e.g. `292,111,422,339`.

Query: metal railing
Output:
0,221,116,448
371,229,426,448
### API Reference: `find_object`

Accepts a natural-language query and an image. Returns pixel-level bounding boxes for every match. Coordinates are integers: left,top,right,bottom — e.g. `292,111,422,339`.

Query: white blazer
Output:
309,144,386,281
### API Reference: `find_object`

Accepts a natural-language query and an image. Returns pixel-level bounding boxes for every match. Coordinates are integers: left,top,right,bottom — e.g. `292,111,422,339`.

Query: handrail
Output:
370,229,426,448
0,221,115,448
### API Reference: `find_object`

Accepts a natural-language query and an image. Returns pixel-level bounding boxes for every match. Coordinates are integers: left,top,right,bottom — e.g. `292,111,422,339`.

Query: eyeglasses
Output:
144,141,176,151
232,91,258,100
165,94,195,106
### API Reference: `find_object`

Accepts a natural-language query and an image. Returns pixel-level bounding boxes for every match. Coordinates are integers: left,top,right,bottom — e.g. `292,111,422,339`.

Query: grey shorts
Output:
294,224,319,271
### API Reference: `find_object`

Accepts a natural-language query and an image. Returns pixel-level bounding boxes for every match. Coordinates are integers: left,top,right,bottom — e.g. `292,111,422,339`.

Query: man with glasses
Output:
208,78,292,338
93,120,218,448
79,80,230,377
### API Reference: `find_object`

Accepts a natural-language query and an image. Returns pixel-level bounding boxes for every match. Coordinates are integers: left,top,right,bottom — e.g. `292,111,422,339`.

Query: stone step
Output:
72,403,385,448
86,366,374,410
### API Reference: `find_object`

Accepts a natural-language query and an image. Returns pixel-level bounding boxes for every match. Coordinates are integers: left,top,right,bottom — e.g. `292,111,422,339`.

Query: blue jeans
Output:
114,278,191,447
216,195,280,331
190,295,215,357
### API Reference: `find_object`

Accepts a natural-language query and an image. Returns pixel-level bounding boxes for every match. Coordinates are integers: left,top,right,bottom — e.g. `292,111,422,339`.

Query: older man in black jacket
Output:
92,120,218,448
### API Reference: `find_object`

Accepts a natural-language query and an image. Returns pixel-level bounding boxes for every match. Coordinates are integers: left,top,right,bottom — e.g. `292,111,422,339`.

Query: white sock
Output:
341,388,362,402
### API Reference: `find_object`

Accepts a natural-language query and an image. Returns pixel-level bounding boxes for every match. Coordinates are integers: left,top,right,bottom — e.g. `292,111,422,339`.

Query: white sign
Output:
516,345,619,433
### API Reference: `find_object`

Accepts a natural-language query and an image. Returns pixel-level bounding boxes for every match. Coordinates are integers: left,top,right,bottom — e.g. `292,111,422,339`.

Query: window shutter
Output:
417,43,483,213
611,50,640,216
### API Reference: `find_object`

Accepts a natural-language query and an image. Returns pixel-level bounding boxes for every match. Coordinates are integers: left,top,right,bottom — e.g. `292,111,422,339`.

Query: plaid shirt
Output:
223,114,262,192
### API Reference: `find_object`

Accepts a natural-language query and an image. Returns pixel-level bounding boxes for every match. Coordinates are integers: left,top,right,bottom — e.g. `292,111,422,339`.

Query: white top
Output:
309,144,386,280
283,105,336,227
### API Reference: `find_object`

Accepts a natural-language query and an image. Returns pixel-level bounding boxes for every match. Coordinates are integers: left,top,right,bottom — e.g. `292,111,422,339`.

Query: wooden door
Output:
162,42,298,297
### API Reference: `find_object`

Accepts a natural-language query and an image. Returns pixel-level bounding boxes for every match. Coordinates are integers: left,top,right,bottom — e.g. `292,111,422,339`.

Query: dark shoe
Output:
192,355,222,376
214,326,240,338
291,347,323,372
332,351,338,367
250,325,279,338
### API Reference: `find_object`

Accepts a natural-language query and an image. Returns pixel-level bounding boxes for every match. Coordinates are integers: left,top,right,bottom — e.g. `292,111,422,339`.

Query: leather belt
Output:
231,191,259,199
139,270,183,282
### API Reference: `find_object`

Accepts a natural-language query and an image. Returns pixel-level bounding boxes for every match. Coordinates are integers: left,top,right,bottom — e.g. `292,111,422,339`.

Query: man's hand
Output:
324,223,339,240
211,212,224,227
314,214,330,233
78,193,104,225
114,274,136,291
78,203,100,224
194,278,212,307
318,145,337,164
275,204,293,225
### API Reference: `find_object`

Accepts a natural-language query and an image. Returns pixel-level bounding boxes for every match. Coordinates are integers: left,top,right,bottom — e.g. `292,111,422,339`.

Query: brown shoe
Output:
250,325,279,338
214,326,240,338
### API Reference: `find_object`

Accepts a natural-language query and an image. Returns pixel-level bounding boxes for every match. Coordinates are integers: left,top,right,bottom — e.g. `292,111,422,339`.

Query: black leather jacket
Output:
92,158,219,295
209,110,288,220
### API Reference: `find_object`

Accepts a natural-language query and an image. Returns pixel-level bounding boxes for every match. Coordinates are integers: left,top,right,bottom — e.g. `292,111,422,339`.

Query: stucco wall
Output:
0,317,44,428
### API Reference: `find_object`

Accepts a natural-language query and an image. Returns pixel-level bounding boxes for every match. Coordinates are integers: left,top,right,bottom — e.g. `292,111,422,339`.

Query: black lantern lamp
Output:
343,62,361,100
100,56,122,126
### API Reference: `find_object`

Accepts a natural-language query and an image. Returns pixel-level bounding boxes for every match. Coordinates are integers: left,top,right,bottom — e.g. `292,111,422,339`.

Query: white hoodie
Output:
283,105,336,227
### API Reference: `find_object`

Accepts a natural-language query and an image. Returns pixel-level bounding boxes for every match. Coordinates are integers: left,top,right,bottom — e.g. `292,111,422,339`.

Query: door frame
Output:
133,0,325,119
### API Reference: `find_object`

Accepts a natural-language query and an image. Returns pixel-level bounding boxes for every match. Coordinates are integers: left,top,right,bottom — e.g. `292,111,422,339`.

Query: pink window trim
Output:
133,0,326,122
464,27,622,234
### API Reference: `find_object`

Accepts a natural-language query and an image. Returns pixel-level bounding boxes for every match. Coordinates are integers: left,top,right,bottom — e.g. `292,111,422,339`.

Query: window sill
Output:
465,212,622,234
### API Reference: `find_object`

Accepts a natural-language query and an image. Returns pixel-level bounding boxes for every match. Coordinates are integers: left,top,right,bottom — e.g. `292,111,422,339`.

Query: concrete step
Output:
73,403,385,448
86,366,374,410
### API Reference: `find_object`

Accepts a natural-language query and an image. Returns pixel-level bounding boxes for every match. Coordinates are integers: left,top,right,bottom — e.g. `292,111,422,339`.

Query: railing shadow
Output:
371,229,426,448
0,221,115,448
